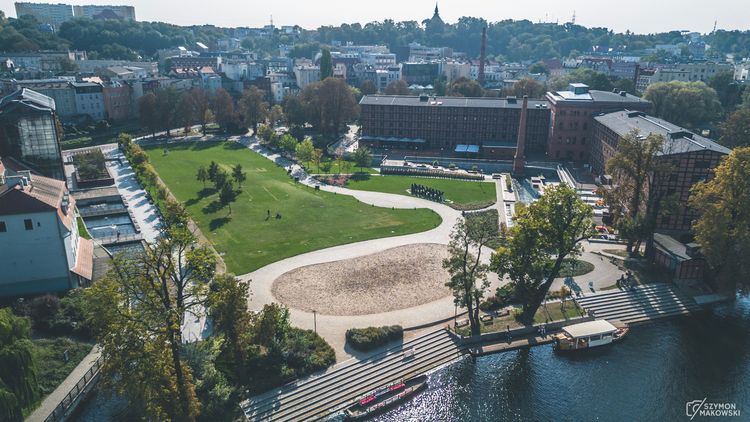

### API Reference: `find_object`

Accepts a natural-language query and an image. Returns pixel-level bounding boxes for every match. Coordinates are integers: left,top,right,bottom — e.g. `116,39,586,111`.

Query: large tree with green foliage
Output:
443,213,497,336
603,130,668,253
207,274,253,383
85,227,217,421
295,138,315,163
493,185,592,323
299,78,358,137
137,92,160,137
0,309,39,422
719,108,750,149
548,68,613,92
239,86,269,133
447,77,484,97
384,79,410,95
644,81,723,129
353,145,373,173
689,147,750,292
319,48,333,80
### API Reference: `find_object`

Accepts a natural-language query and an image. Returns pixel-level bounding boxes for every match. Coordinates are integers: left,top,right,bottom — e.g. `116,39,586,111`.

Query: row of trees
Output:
444,184,593,335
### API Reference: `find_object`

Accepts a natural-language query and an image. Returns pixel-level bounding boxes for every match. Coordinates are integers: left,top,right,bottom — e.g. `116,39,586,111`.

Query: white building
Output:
15,2,74,29
71,82,105,121
0,158,93,297
294,65,321,89
360,53,397,69
73,4,135,20
442,61,471,83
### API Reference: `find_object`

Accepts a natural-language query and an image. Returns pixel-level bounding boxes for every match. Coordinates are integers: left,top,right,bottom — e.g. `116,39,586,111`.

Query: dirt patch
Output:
271,243,452,316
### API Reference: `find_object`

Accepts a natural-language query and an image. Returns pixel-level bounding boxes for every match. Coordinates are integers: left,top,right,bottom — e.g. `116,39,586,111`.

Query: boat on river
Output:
554,319,629,352
343,375,428,420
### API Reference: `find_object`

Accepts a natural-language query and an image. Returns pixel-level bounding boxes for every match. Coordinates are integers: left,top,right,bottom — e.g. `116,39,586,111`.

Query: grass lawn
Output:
145,141,442,274
344,174,497,210
456,303,585,335
558,259,595,277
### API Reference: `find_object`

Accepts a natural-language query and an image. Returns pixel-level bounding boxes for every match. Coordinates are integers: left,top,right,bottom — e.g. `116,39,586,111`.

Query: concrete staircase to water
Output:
240,329,465,422
575,283,701,325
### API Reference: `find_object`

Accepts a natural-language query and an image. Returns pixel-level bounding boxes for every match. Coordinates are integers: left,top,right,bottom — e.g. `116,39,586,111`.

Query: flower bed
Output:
381,166,484,181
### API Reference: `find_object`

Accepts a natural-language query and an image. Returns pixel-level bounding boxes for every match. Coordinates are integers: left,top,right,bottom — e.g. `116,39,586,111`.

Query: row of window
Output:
0,219,36,232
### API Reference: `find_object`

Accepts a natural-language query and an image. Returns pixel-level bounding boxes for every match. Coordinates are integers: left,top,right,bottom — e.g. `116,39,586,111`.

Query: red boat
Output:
343,375,428,420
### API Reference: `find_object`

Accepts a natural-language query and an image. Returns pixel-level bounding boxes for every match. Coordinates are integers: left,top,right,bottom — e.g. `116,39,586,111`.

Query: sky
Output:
2,0,749,34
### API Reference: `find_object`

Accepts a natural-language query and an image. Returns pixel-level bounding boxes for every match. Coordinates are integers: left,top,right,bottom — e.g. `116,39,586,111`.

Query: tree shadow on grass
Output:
186,188,216,206
209,216,231,231
202,200,225,214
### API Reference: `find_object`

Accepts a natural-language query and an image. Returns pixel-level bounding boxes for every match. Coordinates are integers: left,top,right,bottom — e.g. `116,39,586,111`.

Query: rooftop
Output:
0,88,56,113
594,110,730,156
563,320,617,338
360,95,549,109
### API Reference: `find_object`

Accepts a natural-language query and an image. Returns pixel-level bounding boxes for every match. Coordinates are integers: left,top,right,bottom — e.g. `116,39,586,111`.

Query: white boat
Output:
554,319,629,352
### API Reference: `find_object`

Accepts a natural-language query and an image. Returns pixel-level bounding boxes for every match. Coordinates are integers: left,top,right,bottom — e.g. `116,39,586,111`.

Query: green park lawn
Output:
345,174,497,210
145,141,442,274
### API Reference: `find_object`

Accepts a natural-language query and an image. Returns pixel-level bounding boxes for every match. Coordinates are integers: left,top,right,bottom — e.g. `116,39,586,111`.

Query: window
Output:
695,161,710,169
0,221,6,232
24,219,33,230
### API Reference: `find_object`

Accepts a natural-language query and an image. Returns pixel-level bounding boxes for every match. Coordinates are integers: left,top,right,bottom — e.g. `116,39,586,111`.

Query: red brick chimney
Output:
513,96,528,175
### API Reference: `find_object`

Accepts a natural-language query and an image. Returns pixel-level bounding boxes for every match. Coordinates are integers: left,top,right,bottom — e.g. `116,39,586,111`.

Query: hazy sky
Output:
2,0,748,34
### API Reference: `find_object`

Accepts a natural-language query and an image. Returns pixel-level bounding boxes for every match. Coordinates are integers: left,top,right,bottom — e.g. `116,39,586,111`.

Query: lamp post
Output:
313,310,317,334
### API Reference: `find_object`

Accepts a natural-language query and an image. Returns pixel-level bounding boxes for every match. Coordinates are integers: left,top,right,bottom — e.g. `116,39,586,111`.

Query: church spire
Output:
434,2,440,18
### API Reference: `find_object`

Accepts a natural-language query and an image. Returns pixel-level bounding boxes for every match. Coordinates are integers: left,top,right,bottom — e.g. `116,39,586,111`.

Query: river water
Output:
371,296,750,422
73,297,749,421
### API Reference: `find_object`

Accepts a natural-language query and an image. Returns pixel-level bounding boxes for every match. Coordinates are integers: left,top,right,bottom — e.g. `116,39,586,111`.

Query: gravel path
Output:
272,244,452,316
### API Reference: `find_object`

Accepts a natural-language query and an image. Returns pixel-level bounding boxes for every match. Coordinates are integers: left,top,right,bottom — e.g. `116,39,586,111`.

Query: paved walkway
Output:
236,138,468,360
26,346,101,422
550,241,628,295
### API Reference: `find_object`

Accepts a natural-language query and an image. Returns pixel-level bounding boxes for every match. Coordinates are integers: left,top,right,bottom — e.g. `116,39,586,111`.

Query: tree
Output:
282,94,307,127
279,133,298,155
447,77,484,97
613,78,637,95
268,104,285,127
206,274,252,382
211,88,235,130
155,87,180,136
196,166,209,188
384,79,410,95
708,71,745,111
189,88,211,135
689,147,750,292
500,185,593,323
239,86,269,133
604,130,669,253
175,92,195,135
353,145,372,173
508,79,545,98
300,78,358,137
644,81,722,128
137,92,160,137
295,138,315,163
219,182,236,214
311,148,323,173
207,161,220,183
528,61,550,75
0,309,39,422
319,48,333,80
719,109,750,148
85,228,217,421
231,164,246,188
443,213,497,336
213,170,228,191
360,80,378,95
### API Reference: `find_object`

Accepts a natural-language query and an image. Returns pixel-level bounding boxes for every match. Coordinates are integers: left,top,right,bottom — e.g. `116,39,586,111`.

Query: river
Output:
73,296,749,421
371,296,750,422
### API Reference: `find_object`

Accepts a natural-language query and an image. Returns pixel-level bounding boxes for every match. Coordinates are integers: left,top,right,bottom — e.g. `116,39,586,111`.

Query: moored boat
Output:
343,375,428,420
554,319,629,352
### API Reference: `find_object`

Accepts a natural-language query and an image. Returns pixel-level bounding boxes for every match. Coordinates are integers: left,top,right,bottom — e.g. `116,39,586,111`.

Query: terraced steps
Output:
575,283,700,325
241,328,466,421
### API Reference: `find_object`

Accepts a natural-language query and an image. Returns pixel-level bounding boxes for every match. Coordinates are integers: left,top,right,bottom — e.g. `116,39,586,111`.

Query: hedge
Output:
380,166,484,181
345,325,403,352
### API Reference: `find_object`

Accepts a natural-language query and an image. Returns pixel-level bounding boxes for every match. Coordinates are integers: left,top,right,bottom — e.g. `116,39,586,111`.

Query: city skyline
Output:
3,0,750,34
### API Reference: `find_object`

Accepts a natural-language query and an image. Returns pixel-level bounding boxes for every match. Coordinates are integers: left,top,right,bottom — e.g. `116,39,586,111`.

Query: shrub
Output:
448,162,457,169
345,325,403,352
479,295,505,312
505,174,513,191
28,294,60,331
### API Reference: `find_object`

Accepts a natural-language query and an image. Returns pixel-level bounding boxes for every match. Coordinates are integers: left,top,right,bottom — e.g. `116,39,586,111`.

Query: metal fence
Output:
43,356,103,422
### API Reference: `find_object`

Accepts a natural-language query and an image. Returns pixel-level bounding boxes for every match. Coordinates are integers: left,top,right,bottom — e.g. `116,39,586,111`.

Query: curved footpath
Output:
237,138,467,359
235,138,626,360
